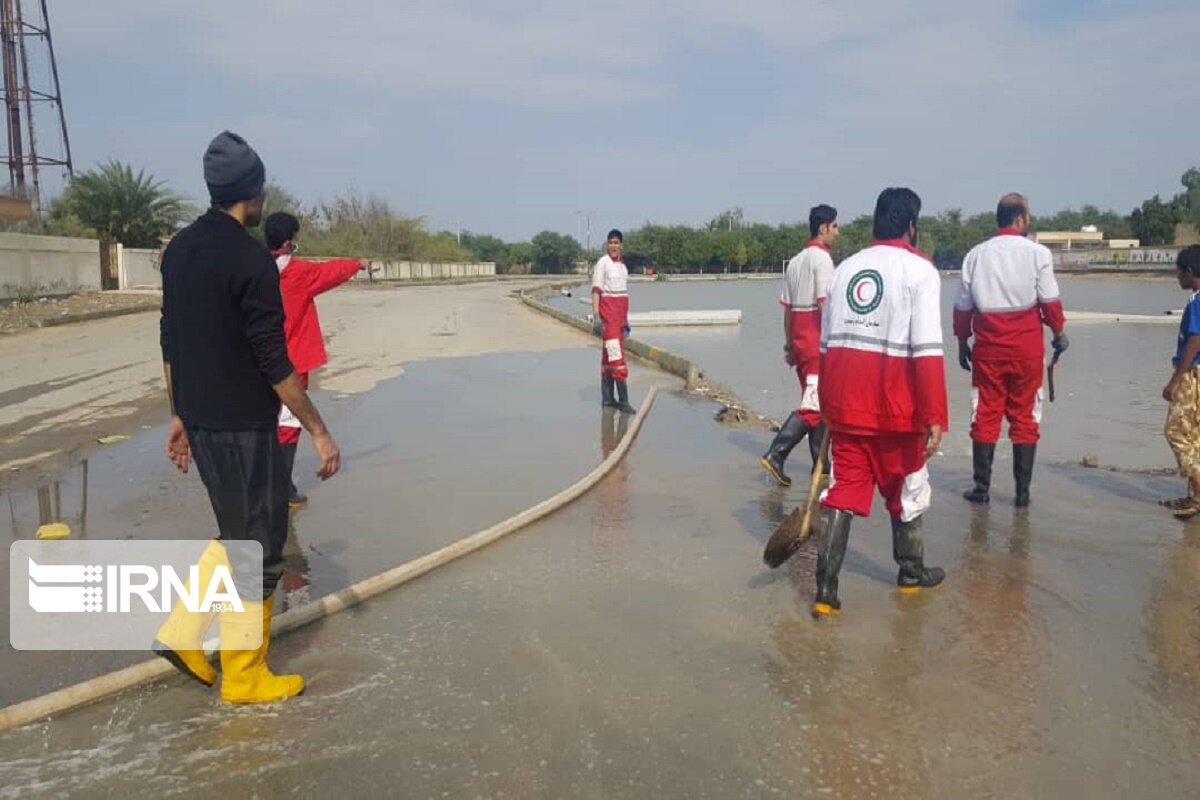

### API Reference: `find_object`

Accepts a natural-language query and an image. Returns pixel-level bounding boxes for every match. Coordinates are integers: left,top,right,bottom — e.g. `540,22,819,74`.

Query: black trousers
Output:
188,428,288,600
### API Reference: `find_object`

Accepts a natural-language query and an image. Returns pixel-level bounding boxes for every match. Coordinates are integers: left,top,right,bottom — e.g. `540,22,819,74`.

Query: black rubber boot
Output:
614,379,637,415
759,412,810,488
962,441,996,504
601,376,618,408
1013,443,1036,508
812,509,852,618
808,422,827,473
893,515,945,592
282,443,307,507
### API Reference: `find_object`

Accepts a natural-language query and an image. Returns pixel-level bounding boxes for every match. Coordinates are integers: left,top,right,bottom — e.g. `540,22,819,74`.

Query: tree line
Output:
10,161,1200,274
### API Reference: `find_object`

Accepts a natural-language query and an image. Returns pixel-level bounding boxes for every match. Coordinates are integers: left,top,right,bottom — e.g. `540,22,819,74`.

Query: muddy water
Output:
549,275,1185,471
1,391,1198,798
1,347,677,706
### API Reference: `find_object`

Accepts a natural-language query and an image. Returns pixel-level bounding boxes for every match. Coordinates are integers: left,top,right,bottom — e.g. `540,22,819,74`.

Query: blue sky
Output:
35,0,1200,240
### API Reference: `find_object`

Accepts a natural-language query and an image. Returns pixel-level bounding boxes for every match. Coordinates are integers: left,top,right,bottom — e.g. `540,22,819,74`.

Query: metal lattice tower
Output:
0,0,71,216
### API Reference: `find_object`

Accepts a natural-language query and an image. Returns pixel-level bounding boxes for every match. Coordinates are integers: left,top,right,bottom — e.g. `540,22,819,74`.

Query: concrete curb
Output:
6,303,158,332
519,286,701,388
0,387,657,733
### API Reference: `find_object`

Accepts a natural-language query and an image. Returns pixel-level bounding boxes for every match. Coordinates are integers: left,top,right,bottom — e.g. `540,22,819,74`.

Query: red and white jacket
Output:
820,240,948,435
953,230,1065,361
275,253,363,374
779,241,835,360
591,254,628,299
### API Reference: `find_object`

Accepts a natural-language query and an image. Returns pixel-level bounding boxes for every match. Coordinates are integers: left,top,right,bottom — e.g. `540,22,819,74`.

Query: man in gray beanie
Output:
155,130,342,704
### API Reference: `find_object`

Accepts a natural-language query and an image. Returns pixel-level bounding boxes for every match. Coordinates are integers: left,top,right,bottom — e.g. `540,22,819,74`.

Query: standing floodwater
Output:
549,274,1183,471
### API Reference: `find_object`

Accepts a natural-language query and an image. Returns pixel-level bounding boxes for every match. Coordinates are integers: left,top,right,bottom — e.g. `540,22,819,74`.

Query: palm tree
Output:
59,160,191,288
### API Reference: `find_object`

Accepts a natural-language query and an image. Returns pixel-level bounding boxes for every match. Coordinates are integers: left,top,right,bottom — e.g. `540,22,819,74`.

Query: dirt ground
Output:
0,292,160,336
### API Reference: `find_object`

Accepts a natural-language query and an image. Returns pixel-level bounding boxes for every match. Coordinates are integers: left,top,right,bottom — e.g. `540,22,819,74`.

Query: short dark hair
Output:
265,212,300,250
997,193,1028,228
607,228,623,242
809,205,837,238
872,187,921,240
1178,245,1200,275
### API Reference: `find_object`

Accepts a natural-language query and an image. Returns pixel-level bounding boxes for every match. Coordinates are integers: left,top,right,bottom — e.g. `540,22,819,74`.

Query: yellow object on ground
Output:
35,522,70,540
96,435,131,444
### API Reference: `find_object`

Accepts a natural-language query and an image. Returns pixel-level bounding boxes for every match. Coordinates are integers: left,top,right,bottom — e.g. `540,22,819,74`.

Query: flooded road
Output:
2,390,1198,798
547,274,1185,471
2,347,674,705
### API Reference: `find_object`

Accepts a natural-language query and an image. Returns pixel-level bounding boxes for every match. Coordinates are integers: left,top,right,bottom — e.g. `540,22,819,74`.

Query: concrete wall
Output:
1053,246,1180,270
118,247,162,289
0,233,100,300
356,261,496,281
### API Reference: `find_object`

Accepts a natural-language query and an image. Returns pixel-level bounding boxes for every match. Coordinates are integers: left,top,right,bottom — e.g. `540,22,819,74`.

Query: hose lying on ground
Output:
0,388,658,733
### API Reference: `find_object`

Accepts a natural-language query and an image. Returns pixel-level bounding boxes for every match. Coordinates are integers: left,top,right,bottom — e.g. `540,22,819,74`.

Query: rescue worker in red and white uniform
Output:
592,229,636,415
760,204,839,487
810,187,948,618
954,193,1068,508
266,212,367,506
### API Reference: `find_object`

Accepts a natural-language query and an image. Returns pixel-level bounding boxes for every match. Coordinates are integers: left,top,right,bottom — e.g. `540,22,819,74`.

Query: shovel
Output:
763,428,830,568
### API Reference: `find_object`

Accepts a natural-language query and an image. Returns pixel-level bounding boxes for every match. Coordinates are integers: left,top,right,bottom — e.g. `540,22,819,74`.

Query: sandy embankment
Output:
0,280,590,478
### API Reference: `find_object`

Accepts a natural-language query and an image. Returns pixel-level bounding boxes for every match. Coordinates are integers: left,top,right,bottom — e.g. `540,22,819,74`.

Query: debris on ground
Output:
0,292,160,335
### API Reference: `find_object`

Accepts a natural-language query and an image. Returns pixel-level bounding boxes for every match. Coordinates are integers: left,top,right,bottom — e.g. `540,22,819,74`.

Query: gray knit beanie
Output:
204,131,265,206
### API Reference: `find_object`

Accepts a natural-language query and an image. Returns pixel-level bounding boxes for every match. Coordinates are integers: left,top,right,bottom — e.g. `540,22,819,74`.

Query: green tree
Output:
503,242,535,273
531,230,582,274
707,207,744,232
1130,195,1178,246
460,232,509,263
733,240,749,271
61,160,190,247
249,183,304,244
1180,167,1200,233
307,193,422,260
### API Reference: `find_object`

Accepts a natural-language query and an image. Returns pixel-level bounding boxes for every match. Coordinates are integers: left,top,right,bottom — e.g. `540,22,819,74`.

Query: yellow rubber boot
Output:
219,594,305,704
152,539,226,686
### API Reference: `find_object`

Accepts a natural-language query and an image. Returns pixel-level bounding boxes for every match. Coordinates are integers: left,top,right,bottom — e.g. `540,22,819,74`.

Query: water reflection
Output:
279,518,312,613
3,458,89,541
1146,526,1200,718
594,408,631,548
959,510,1041,759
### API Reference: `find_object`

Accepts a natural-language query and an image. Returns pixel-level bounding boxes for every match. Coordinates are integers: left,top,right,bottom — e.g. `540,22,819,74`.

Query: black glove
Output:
592,319,604,337
1052,332,1069,355
958,341,972,372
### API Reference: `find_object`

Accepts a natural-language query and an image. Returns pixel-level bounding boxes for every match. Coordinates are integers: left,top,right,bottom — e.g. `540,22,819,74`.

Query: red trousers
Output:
793,357,821,428
599,295,629,380
277,372,309,445
970,359,1042,444
820,431,931,521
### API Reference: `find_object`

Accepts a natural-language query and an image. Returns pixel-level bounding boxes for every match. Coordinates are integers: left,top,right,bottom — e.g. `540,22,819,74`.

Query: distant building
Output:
1033,230,1104,249
1033,230,1140,250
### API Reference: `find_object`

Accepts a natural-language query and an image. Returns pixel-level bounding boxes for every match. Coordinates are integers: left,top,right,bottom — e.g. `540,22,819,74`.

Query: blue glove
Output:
622,324,631,338
958,341,972,372
592,319,603,337
1052,332,1069,355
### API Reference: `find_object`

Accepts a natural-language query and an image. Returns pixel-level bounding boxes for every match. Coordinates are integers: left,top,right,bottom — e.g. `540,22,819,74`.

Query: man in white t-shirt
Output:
591,229,636,414
760,205,838,487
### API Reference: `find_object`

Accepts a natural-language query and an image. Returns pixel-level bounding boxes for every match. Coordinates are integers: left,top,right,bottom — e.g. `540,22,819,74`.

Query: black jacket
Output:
160,210,295,430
